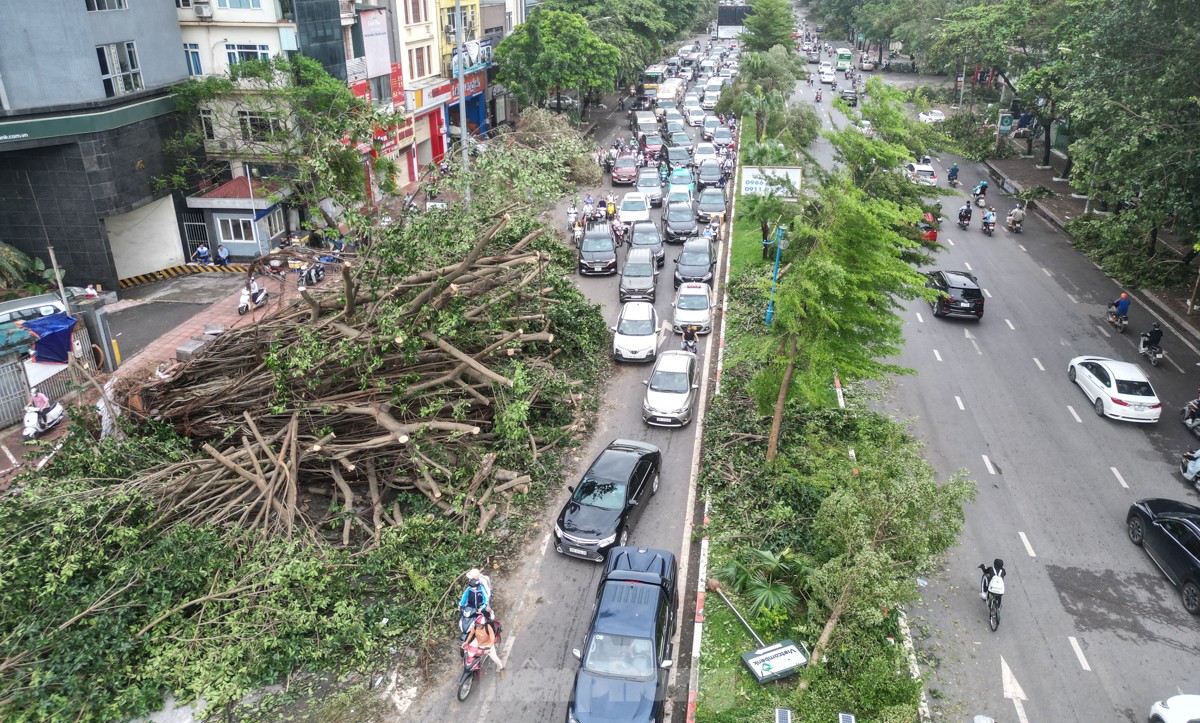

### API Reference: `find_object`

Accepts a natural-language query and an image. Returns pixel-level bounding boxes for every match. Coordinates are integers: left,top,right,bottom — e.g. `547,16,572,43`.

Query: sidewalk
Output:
983,152,1200,347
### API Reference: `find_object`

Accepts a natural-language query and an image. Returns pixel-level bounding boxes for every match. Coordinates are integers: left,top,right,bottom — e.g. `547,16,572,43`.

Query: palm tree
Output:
736,88,786,142
742,140,796,166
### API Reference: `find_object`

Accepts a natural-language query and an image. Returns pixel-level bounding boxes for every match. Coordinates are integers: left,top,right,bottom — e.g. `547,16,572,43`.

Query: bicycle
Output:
979,563,1004,631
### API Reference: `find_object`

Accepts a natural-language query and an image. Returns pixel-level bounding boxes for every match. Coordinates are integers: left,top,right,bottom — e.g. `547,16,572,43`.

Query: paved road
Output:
891,153,1200,720
398,35,723,723
109,274,246,360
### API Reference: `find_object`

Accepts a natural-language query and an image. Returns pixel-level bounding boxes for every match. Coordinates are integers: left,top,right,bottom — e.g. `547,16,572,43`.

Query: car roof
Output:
636,168,658,179
584,225,613,239
1137,498,1200,522
622,192,647,202
678,282,709,295
699,188,724,200
655,350,693,373
911,163,935,172
625,247,654,263
1081,356,1151,381
619,301,655,320
936,269,978,288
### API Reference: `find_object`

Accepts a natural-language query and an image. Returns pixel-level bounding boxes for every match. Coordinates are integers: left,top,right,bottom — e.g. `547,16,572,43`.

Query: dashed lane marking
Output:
1018,531,1037,557
1034,357,1045,371
1067,406,1082,423
983,288,992,298
1066,293,1078,304
982,455,996,475
933,349,943,362
916,312,924,323
1111,467,1129,489
1097,325,1111,338
964,261,973,271
955,396,964,410
1005,319,1015,330
1042,267,1053,277
1018,244,1028,252
1068,636,1092,671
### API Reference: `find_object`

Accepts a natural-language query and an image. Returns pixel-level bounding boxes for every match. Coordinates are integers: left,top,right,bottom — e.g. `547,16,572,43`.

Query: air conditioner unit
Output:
194,4,213,17
217,140,232,150
444,24,455,36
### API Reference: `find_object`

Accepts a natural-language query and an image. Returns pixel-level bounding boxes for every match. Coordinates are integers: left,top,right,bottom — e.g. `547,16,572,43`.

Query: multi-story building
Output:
435,0,488,138
0,0,190,289
384,0,449,174
180,0,412,258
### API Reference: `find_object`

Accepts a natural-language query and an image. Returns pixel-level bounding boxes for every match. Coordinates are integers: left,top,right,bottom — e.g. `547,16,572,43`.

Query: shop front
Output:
440,70,488,142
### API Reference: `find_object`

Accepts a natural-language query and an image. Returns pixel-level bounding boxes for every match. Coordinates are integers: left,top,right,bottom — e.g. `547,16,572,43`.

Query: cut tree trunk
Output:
765,334,798,463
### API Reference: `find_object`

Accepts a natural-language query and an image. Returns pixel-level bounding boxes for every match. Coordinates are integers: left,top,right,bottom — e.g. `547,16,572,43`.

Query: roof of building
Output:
198,176,281,200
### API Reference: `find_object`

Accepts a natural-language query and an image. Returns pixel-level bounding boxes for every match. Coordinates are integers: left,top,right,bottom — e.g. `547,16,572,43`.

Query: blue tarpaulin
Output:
16,312,76,364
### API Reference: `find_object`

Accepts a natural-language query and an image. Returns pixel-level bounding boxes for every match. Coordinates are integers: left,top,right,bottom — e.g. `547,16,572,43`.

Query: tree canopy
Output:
741,0,797,53
494,9,620,107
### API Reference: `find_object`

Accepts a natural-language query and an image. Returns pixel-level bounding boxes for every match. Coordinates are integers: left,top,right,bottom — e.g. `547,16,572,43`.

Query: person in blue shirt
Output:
948,163,959,184
459,568,493,620
982,206,997,228
972,180,988,200
1112,292,1131,318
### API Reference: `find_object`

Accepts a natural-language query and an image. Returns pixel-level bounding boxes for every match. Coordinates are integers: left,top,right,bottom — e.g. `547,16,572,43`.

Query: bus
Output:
643,64,667,91
835,48,853,72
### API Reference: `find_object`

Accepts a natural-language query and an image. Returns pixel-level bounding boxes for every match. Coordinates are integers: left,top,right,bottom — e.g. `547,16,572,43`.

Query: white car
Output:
692,142,718,166
1067,356,1162,423
854,120,878,138
1151,694,1200,723
919,110,946,123
678,67,695,81
819,70,836,84
684,104,704,125
819,61,832,73
673,282,713,334
617,193,652,227
611,301,660,362
904,162,938,186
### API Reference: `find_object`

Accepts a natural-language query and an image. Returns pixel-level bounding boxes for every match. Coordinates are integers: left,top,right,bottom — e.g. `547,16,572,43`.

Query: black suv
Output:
662,201,698,242
578,225,618,276
926,269,984,319
567,547,677,722
1127,498,1200,614
554,440,662,561
840,88,858,106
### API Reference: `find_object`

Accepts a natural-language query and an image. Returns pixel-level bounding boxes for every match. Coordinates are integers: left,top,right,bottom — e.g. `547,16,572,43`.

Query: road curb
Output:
982,160,1067,235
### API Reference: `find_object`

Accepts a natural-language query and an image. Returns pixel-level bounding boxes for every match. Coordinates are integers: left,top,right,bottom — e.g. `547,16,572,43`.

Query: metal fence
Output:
0,353,28,428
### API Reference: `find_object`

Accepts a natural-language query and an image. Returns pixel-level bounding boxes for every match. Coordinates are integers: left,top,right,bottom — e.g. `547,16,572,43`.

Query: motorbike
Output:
1140,339,1164,367
815,91,822,102
1184,394,1200,439
682,338,698,354
457,629,501,701
567,205,578,229
1007,217,1023,233
957,215,971,231
237,277,268,316
975,192,988,208
1105,303,1128,333
297,262,325,288
572,224,583,245
23,400,65,441
982,219,996,236
1180,451,1200,490
613,223,628,246
948,174,959,188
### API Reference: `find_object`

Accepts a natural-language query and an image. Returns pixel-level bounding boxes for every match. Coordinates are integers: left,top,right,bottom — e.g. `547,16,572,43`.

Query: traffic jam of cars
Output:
559,38,739,721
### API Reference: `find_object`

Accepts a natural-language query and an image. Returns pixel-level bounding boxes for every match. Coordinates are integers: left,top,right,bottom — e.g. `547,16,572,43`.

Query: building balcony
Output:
340,0,356,25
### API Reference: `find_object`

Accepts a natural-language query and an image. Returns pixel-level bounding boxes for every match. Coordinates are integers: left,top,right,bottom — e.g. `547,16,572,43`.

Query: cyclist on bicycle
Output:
979,559,1006,600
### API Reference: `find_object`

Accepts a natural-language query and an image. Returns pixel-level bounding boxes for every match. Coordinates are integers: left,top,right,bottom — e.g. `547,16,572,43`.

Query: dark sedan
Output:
1127,498,1200,614
629,221,665,267
662,201,698,242
553,440,662,561
696,159,723,190
578,226,618,276
673,237,716,288
665,146,692,171
695,187,727,224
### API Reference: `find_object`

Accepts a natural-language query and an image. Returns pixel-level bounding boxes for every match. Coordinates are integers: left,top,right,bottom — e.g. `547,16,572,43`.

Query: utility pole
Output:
454,0,472,206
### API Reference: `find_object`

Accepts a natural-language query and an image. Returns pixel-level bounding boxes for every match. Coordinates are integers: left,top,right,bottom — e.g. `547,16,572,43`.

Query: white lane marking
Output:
1005,319,1015,330
1066,293,1078,304
982,455,996,475
1002,657,1030,723
0,444,16,466
1168,355,1185,373
1034,357,1045,371
947,238,955,246
964,328,983,355
1096,324,1111,338
1068,636,1092,671
1111,467,1129,489
964,261,973,271
1067,406,1082,423
1018,244,1028,252
983,288,992,298
955,396,965,410
1018,531,1037,557
1042,267,1052,277
916,312,924,323
500,633,516,667
933,349,942,362
539,530,552,556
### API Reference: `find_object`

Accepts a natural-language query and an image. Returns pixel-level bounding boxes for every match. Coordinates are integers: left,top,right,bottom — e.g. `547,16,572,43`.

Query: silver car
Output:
642,350,701,427
672,283,713,334
635,168,663,206
612,301,660,363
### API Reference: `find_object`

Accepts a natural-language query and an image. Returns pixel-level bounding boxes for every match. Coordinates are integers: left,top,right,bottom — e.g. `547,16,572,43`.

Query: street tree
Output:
800,431,974,688
736,88,787,142
494,9,619,109
746,177,930,461
159,56,399,232
741,0,797,53
544,0,676,92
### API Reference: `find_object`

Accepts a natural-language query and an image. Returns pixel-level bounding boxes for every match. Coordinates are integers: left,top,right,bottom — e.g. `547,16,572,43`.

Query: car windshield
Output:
668,206,692,221
582,633,655,679
581,237,613,252
571,476,627,511
624,262,654,277
650,369,690,393
632,232,659,247
677,293,709,310
1116,379,1155,397
669,148,689,161
615,157,636,169
623,199,648,212
617,317,655,335
679,250,709,265
644,135,663,145
700,194,723,209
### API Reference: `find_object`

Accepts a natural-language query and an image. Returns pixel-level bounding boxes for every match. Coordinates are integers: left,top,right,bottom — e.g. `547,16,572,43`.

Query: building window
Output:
96,42,143,98
219,217,256,243
238,110,279,141
368,76,392,105
86,0,127,10
176,0,192,7
217,0,262,8
184,43,203,76
199,109,215,140
227,43,271,66
265,208,284,238
408,46,430,79
406,0,426,23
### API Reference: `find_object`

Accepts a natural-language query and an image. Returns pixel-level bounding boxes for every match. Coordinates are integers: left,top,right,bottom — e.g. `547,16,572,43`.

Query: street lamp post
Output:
764,228,787,325
454,0,471,206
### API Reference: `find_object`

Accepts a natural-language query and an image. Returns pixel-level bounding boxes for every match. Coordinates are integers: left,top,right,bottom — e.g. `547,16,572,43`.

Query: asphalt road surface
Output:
398,36,720,723
109,274,247,359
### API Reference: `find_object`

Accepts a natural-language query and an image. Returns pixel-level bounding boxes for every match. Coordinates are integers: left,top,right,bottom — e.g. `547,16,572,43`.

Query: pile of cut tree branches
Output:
124,211,589,550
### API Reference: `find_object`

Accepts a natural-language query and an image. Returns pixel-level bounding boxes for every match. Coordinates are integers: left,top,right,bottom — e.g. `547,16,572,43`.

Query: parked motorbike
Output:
1105,303,1128,333
297,262,325,288
237,277,268,316
22,400,65,442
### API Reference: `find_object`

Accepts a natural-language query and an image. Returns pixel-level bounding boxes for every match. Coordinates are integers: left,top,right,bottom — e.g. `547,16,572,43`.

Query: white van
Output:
704,77,727,94
657,78,685,106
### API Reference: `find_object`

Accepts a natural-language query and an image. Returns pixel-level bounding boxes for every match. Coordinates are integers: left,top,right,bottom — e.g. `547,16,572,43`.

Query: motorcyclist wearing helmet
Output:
1007,204,1026,229
1112,292,1131,319
982,206,997,228
958,203,973,224
1140,322,1163,354
947,163,959,184
459,568,493,621
980,558,1006,600
972,179,989,200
